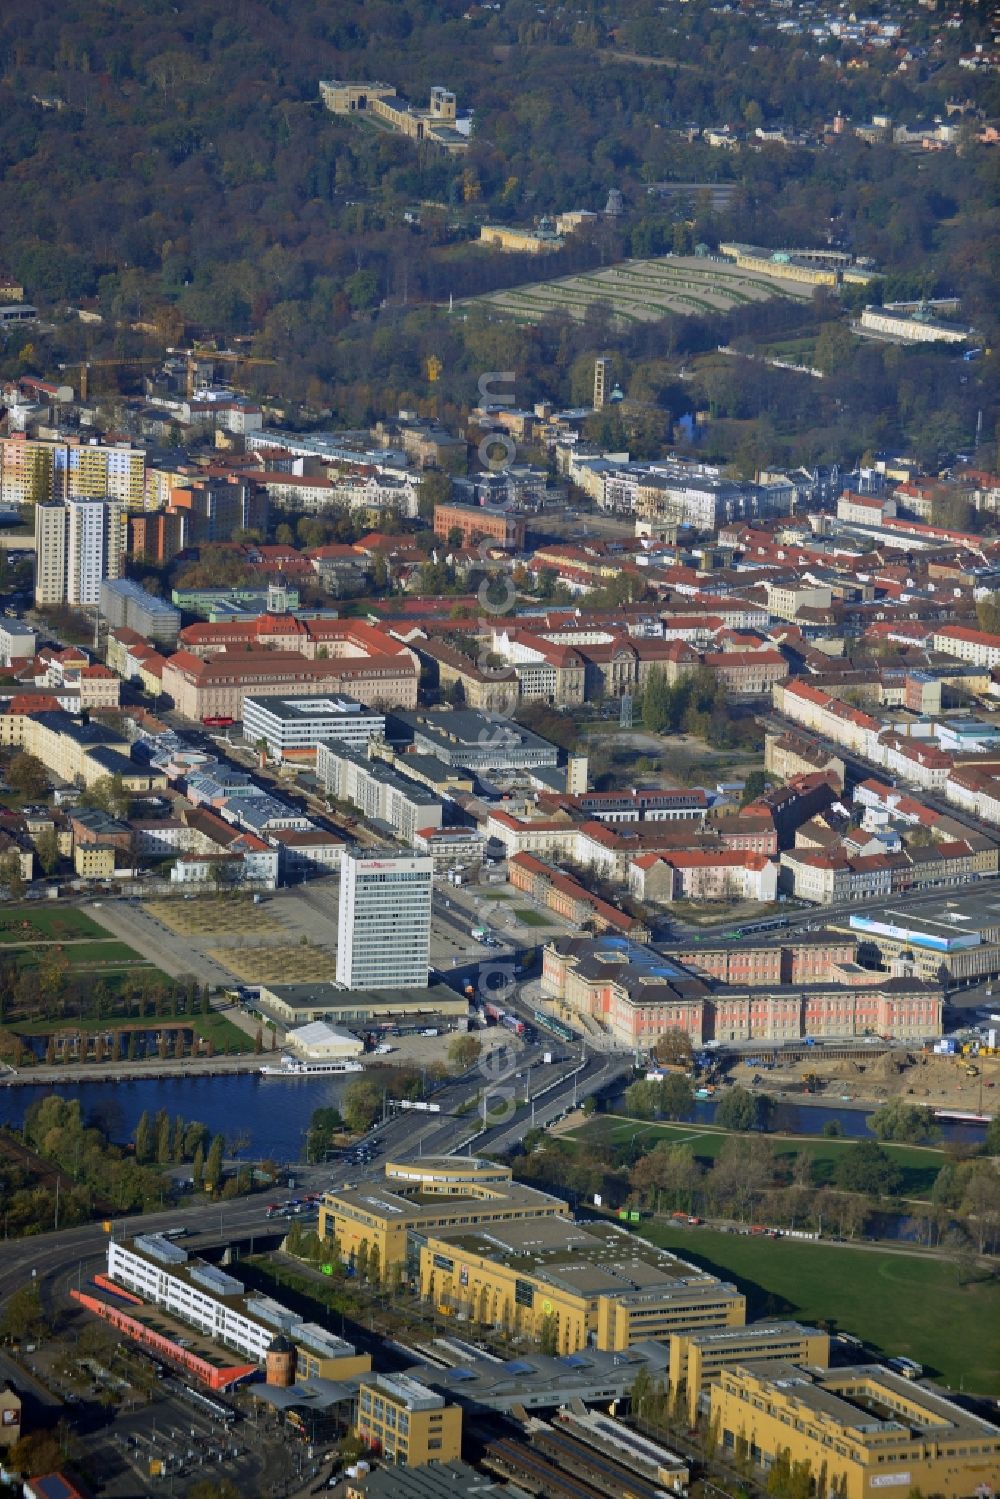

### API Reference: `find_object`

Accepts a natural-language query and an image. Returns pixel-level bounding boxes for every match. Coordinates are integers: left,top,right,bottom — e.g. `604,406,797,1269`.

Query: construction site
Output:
728,1043,999,1116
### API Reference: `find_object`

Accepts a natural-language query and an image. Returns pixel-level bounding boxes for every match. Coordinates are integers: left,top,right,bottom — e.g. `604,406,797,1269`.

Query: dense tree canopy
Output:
0,0,994,464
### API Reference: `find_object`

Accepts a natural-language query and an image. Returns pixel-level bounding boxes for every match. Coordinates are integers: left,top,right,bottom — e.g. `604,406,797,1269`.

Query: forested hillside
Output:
0,0,996,463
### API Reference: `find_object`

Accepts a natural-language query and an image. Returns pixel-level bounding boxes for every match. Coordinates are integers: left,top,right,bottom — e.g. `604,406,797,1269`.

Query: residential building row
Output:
773,675,1000,832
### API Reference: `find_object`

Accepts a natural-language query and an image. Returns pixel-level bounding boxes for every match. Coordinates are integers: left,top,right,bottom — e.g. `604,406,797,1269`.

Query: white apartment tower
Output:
336,849,433,991
34,497,125,607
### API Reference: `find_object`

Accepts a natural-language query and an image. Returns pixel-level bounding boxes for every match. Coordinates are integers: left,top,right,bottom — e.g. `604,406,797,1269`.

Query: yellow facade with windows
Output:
73,843,116,879
710,1362,1000,1499
356,1375,462,1467
318,1157,567,1274
418,1217,745,1355
668,1323,830,1425
295,1345,370,1383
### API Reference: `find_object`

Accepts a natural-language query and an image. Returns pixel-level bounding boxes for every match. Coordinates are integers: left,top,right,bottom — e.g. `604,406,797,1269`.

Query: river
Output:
0,1073,355,1164
622,1094,987,1146
0,1077,987,1160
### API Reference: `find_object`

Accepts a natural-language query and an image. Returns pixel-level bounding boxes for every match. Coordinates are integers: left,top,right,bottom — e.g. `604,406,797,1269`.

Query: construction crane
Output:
180,346,278,398
58,357,162,402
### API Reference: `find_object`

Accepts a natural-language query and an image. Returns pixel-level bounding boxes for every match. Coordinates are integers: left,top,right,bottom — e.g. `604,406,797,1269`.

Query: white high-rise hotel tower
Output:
336,849,433,991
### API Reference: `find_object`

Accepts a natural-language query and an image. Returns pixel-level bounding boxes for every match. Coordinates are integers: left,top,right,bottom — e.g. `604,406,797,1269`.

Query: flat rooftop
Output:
845,890,1000,950
733,1362,1000,1443
324,1176,565,1223
243,693,376,720
260,980,465,1011
368,1372,443,1411
434,1218,737,1303
679,1320,823,1350
402,1341,670,1414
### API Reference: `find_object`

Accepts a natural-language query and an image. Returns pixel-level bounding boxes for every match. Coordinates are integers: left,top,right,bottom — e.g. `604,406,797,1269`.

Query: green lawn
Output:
513,908,557,927
0,907,106,942
638,1220,1000,1395
190,1012,257,1052
14,939,147,967
567,1118,949,1197
14,1010,254,1053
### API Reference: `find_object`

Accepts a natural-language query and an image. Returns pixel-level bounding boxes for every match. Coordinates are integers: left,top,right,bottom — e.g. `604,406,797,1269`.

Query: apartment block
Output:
99,578,180,642
317,742,443,843
0,434,144,509
0,618,36,667
34,497,125,607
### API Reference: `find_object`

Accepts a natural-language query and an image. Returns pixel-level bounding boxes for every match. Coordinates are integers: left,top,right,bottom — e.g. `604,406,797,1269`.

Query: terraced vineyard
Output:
466,253,814,325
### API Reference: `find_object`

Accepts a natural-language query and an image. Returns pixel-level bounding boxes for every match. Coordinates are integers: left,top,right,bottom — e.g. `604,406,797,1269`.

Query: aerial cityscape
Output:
0,1,997,1496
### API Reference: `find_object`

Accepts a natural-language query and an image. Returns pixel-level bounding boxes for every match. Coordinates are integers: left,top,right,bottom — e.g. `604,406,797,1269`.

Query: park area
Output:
0,907,107,943
639,1218,1000,1394
466,252,813,325
0,906,171,1000
550,1116,999,1391
567,1116,950,1198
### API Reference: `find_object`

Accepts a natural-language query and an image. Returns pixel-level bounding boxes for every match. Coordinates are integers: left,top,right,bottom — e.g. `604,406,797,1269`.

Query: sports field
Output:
468,253,813,326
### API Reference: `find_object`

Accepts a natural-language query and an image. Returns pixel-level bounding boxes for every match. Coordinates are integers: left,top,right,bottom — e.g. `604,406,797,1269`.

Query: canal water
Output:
0,1076,987,1160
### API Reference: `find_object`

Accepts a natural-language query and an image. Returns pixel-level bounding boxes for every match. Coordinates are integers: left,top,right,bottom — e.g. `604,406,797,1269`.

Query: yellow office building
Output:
668,1322,830,1425
419,1217,745,1355
356,1374,462,1467
710,1361,1000,1499
319,1156,567,1274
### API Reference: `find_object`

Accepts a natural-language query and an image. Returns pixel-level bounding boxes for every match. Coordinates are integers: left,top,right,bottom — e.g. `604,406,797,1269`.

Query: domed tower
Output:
265,1332,296,1387
267,574,289,615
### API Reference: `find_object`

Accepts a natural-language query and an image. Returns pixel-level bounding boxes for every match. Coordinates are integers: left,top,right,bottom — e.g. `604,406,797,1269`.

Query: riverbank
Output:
0,1052,269,1086
729,1046,998,1119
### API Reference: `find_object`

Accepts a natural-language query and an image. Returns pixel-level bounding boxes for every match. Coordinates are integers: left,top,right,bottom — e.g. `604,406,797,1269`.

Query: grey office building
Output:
100,578,181,642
